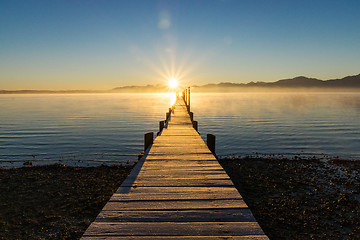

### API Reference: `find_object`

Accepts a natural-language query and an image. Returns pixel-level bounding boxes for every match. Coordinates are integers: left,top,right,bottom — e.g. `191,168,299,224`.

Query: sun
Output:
168,78,178,89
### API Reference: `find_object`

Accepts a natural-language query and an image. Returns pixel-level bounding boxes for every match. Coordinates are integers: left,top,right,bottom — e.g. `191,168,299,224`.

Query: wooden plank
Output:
133,175,230,181
136,169,227,174
147,148,211,152
94,209,256,222
109,192,242,201
115,185,240,195
102,199,248,211
82,236,269,240
144,157,218,161
125,180,234,187
145,154,216,159
82,222,265,237
136,173,230,178
139,166,225,171
151,142,205,146
141,162,223,168
115,186,240,194
134,176,232,180
136,170,230,176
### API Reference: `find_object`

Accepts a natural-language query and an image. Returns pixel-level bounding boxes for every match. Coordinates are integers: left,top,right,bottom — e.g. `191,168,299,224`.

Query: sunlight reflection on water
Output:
0,93,171,167
0,92,359,167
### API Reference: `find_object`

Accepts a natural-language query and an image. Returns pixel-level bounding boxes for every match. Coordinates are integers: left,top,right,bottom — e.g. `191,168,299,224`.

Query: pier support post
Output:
187,89,189,105
166,112,170,122
184,89,187,105
159,120,164,132
144,132,153,151
158,120,165,135
192,121,198,132
189,112,194,122
187,87,190,112
207,134,216,155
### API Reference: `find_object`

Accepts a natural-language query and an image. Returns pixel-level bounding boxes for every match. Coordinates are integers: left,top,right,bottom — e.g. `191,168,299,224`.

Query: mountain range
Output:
191,74,360,92
111,74,360,93
1,74,360,94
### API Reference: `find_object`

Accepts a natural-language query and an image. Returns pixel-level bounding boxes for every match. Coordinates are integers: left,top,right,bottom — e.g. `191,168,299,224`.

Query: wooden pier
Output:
82,93,268,239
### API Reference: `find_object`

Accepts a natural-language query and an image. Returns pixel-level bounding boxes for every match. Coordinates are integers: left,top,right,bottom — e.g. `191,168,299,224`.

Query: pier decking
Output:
82,97,268,239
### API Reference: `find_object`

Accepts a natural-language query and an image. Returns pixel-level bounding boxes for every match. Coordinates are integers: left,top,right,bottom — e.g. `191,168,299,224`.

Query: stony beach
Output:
1,158,359,239
0,164,134,239
219,157,360,240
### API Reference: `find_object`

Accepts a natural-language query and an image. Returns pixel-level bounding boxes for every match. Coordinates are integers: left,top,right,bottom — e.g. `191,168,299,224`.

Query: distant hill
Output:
192,74,360,92
111,84,169,93
271,74,360,88
0,89,103,94
0,85,170,94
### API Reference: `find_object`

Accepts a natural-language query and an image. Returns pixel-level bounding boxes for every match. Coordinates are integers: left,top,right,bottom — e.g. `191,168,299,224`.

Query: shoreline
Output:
1,158,359,239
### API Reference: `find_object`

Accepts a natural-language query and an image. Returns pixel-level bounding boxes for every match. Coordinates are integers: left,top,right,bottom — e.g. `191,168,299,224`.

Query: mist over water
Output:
0,92,359,167
192,93,360,159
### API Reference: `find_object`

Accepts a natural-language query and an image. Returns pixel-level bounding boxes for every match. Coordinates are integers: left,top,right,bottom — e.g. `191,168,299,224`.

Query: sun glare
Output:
168,78,178,89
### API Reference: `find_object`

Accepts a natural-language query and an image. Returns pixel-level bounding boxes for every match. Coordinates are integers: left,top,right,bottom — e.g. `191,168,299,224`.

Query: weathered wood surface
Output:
82,222,264,236
94,209,257,222
82,98,268,239
82,236,269,240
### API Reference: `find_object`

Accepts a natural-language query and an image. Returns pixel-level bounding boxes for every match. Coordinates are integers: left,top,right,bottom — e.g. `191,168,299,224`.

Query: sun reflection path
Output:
170,92,177,105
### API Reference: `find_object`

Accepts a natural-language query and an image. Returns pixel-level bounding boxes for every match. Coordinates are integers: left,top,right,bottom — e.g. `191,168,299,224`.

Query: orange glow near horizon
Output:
129,41,204,90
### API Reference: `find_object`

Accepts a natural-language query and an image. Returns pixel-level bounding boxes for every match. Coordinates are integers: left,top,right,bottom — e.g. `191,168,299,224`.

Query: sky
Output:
1,0,360,90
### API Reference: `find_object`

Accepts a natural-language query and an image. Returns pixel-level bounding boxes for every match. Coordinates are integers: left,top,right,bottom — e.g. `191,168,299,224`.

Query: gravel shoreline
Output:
0,164,134,239
219,157,360,240
1,158,359,239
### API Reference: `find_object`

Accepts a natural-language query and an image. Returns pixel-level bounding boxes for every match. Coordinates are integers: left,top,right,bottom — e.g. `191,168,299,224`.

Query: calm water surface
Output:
1,92,359,167
0,93,173,167
192,93,360,159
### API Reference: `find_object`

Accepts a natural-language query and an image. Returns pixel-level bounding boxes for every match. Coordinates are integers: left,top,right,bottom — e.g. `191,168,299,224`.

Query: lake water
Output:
1,92,359,167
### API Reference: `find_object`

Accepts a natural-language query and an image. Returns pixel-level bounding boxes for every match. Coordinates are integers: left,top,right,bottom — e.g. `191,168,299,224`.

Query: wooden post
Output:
188,87,190,106
166,112,169,121
192,120,198,132
189,112,194,122
159,120,164,132
207,134,216,155
184,88,186,104
187,87,190,112
144,132,153,151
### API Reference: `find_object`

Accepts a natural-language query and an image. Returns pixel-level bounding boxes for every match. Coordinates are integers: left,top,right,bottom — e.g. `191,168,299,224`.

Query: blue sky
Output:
1,0,359,90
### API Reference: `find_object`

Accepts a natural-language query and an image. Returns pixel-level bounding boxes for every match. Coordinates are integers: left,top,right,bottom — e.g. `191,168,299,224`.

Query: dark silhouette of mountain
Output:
271,76,324,87
270,74,360,88
325,74,360,87
109,73,359,93
193,74,360,92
